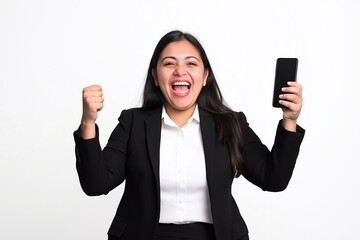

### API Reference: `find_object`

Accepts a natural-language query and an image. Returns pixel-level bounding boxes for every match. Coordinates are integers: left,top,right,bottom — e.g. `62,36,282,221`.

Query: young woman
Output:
74,30,305,240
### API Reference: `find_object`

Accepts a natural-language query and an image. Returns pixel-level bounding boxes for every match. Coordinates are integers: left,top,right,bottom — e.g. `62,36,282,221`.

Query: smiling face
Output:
152,40,208,117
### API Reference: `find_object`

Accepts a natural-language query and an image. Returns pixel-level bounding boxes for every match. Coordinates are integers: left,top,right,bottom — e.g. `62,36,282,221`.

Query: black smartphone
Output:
272,58,298,108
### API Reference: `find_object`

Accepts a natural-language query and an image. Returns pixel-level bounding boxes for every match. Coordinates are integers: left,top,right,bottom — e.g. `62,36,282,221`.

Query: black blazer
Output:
74,106,304,240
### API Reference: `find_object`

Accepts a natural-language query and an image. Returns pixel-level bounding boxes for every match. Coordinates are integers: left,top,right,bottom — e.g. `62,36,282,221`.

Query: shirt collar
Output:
162,105,200,127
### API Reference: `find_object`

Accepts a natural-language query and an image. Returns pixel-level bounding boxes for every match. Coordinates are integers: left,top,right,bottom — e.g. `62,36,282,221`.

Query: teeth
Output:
172,82,190,86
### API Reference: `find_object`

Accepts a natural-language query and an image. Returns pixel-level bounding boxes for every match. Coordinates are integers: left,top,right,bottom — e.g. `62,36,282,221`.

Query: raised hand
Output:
279,81,303,132
80,84,104,139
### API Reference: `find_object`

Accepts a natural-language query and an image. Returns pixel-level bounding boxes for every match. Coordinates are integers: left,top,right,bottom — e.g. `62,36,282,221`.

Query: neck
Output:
164,104,196,128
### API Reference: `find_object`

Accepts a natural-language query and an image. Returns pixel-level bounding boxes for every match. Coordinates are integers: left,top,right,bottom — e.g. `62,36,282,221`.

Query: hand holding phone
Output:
272,58,298,108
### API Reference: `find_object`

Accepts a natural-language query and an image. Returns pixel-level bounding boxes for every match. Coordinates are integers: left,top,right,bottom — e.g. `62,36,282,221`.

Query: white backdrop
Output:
1,0,359,239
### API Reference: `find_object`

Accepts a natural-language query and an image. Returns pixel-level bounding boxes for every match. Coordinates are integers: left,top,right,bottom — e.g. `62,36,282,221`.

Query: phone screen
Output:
272,58,298,108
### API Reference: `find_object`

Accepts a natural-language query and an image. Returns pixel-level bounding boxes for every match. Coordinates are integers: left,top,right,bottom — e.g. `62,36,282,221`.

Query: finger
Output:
282,81,302,94
83,93,103,101
282,87,299,95
286,81,302,89
87,87,103,93
279,98,302,112
279,93,301,104
83,86,103,98
83,89,103,97
84,96,104,106
279,99,293,109
83,84,102,92
84,95,104,102
92,97,104,103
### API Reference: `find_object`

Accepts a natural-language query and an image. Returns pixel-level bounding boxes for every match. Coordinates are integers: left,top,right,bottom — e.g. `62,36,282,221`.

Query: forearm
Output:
263,122,305,191
74,115,129,196
241,119,305,192
74,129,110,196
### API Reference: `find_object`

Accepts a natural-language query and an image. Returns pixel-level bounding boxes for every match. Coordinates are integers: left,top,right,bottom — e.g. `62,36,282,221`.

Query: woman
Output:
74,30,305,240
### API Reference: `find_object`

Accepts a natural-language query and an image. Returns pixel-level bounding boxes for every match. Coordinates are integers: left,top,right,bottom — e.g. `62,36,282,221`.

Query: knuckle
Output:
85,97,93,104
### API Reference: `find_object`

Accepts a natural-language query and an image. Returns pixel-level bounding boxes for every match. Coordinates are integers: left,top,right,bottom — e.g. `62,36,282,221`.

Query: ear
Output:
203,69,209,86
152,69,159,86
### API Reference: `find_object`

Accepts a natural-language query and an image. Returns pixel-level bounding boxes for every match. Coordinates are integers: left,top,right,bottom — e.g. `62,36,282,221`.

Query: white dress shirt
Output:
158,105,213,224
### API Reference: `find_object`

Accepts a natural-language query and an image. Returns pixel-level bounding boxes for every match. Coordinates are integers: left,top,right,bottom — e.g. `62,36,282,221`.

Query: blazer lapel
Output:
199,108,215,188
144,107,162,205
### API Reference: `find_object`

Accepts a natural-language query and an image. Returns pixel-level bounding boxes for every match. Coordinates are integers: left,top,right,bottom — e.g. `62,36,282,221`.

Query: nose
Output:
173,64,186,76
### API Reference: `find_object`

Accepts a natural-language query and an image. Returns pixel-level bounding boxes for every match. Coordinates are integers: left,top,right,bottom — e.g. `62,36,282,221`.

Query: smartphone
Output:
272,58,298,108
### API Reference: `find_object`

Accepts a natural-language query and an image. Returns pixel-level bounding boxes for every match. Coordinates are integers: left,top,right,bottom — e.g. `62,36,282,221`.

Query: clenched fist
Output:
80,85,104,139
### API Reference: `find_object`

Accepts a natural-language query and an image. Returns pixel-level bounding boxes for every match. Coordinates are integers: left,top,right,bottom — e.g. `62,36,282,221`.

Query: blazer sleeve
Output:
73,110,131,196
239,112,305,192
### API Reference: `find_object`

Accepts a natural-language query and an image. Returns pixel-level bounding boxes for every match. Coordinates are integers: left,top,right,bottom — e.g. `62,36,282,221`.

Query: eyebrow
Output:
160,56,200,62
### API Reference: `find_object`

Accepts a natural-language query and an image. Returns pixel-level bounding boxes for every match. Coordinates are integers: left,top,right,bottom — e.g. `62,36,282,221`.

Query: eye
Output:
187,61,198,66
163,62,175,67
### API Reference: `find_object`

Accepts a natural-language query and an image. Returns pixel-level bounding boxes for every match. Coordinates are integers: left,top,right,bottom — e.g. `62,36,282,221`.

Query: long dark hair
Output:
142,30,244,177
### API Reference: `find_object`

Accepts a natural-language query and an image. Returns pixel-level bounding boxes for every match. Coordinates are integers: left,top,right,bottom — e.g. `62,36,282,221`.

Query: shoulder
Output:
118,106,162,121
235,111,249,127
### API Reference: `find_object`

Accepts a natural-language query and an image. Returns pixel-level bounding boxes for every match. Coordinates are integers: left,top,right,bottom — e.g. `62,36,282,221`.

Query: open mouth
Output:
171,81,191,95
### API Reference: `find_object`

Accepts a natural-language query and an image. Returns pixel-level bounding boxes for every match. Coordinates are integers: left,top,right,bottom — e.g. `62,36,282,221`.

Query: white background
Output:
1,0,359,239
